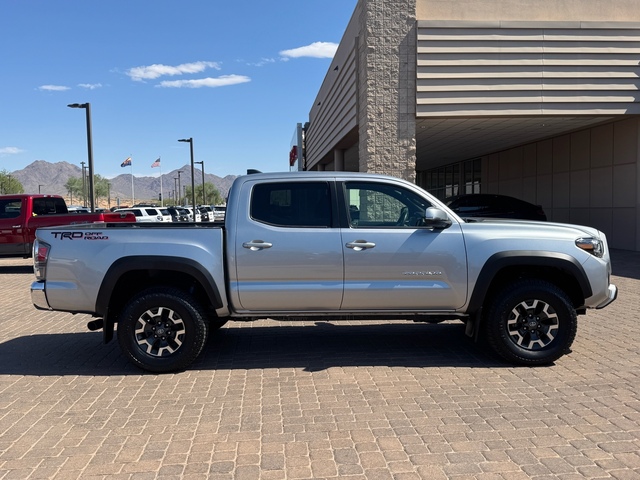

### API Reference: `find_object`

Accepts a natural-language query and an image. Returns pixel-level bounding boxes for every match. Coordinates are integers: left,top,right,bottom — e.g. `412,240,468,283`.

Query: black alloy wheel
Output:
117,287,209,372
484,279,577,365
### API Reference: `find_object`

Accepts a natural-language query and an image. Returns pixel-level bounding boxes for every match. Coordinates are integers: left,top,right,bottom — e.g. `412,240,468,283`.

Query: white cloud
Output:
157,75,251,89
126,61,221,81
78,83,102,90
279,42,338,59
38,85,70,91
0,147,24,156
247,58,276,67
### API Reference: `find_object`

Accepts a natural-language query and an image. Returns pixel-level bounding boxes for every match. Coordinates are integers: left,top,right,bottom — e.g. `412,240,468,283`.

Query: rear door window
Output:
250,182,332,228
0,199,22,218
32,197,67,215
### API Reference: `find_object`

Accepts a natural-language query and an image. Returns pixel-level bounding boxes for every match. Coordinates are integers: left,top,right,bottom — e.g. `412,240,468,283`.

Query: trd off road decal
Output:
51,231,109,240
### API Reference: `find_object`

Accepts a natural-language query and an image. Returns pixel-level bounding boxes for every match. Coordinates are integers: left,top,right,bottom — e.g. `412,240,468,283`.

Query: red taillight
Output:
33,240,50,280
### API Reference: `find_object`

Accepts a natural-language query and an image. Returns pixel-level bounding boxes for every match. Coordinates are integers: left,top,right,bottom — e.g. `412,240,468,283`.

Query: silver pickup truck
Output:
31,171,617,372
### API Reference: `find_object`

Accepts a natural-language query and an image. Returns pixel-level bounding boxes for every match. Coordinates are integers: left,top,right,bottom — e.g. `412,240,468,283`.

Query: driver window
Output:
345,182,431,228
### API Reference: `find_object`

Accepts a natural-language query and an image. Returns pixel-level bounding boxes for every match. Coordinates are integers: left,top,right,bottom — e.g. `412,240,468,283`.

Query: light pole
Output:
80,161,87,206
178,138,196,209
195,160,206,205
68,103,95,212
173,178,179,205
176,171,183,205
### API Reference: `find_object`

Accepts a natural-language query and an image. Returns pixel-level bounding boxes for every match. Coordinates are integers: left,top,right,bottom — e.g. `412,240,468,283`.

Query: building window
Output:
420,158,481,200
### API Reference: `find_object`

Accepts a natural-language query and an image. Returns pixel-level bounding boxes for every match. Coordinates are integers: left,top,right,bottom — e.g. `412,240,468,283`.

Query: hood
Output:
459,217,603,239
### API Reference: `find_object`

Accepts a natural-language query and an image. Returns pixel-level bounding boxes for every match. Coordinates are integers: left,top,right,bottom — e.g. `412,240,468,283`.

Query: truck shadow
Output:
197,321,509,372
0,322,514,376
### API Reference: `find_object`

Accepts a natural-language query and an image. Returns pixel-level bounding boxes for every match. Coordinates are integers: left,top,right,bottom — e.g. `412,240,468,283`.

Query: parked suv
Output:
114,207,167,222
212,205,226,222
198,205,213,222
183,207,201,222
166,207,189,222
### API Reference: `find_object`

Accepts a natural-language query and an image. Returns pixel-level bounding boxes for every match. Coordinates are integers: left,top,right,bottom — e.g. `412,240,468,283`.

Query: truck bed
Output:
33,222,226,314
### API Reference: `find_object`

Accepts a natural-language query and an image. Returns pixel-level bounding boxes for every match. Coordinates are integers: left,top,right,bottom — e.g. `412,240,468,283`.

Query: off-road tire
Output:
484,279,577,365
117,287,209,373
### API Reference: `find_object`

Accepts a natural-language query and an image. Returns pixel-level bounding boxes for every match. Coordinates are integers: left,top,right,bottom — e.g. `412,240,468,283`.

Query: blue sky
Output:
0,0,356,178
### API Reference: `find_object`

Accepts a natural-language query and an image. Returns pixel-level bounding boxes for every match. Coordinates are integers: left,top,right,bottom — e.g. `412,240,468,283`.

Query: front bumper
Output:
31,281,51,310
596,283,618,309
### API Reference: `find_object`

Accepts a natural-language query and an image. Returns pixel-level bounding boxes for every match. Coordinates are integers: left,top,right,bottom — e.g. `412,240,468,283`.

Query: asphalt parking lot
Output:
0,251,639,480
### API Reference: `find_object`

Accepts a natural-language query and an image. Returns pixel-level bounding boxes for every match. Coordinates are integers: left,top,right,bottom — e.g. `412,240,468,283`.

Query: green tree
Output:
66,174,111,207
186,182,222,206
64,177,84,205
94,174,110,206
0,169,24,194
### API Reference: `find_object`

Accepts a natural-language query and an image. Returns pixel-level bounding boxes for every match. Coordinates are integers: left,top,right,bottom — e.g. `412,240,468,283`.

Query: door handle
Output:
242,240,273,251
346,240,376,251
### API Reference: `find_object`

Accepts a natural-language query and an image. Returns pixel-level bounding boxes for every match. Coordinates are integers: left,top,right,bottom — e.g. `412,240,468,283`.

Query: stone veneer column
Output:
357,0,417,182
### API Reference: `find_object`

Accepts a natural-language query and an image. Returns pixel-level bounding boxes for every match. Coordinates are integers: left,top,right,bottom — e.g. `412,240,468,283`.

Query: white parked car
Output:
114,207,167,222
212,205,226,222
67,205,91,213
183,207,202,222
159,208,173,223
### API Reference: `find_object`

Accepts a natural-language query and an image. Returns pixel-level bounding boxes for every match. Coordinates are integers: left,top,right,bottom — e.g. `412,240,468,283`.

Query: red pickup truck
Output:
0,194,134,258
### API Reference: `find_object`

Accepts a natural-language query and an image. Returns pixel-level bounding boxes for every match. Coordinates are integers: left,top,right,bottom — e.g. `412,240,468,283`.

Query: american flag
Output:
151,158,161,168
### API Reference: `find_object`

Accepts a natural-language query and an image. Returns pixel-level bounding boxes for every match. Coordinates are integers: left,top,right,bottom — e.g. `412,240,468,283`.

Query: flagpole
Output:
130,156,134,205
159,157,163,207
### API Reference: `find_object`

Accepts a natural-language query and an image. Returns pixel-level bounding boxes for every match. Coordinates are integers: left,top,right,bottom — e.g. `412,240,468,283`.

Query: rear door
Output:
0,198,27,256
340,180,467,311
231,179,344,312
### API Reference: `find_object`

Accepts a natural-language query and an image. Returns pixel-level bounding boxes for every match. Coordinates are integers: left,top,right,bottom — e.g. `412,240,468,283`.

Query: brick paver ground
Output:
0,250,638,479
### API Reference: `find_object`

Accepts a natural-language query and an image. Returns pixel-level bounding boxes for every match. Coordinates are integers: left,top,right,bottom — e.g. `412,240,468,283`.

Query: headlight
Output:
575,237,604,258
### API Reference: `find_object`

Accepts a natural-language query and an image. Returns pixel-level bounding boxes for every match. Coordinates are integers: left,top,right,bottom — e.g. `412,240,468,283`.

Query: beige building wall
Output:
484,118,639,250
417,0,640,22
416,23,640,118
305,0,640,250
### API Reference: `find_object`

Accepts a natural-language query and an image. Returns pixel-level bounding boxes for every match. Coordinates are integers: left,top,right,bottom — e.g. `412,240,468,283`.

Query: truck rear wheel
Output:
484,279,577,365
117,287,209,373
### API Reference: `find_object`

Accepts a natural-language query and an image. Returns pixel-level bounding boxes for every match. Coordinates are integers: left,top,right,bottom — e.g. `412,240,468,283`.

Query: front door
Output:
340,181,467,311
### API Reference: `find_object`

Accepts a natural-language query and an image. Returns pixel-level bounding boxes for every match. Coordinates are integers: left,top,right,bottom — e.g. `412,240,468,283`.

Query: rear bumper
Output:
31,281,51,310
596,283,618,309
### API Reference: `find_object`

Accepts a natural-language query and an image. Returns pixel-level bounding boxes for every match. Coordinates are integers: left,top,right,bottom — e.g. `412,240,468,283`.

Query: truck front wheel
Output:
484,279,577,365
117,287,209,373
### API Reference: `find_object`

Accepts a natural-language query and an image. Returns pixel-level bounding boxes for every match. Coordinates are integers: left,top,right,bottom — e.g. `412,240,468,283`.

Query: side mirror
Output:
421,207,452,229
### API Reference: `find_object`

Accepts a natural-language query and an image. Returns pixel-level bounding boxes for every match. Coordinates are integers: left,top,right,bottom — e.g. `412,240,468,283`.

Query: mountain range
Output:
6,160,238,206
